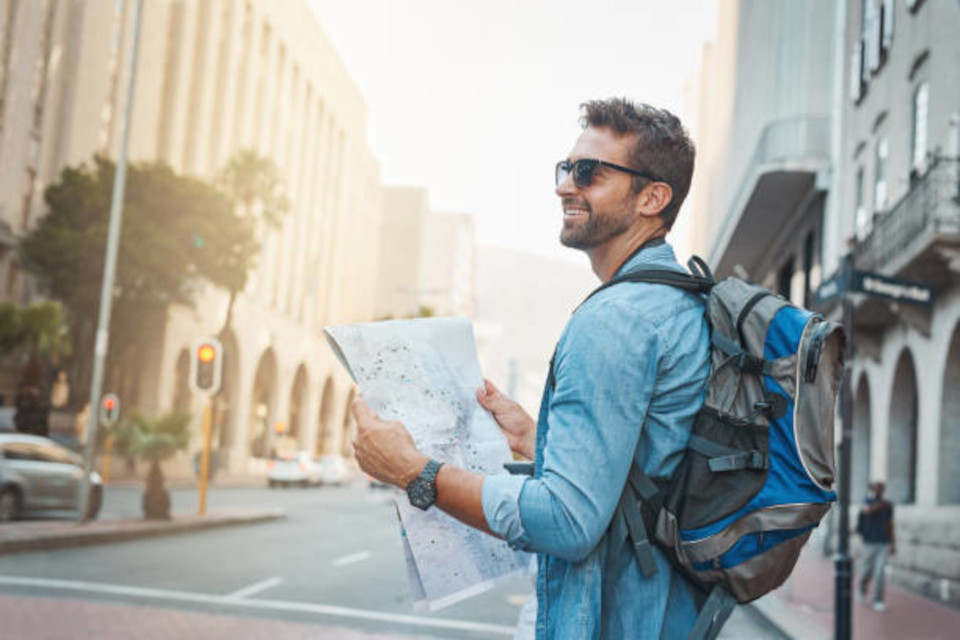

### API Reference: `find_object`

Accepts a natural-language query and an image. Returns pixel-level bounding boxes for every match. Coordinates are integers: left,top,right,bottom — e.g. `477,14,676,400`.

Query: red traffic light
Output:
197,344,217,363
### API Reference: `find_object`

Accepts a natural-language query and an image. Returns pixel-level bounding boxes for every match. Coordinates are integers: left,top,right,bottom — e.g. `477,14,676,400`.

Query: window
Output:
803,233,816,308
855,166,871,239
881,0,895,53
850,40,865,103
778,258,795,301
865,1,882,75
911,82,929,177
874,137,888,213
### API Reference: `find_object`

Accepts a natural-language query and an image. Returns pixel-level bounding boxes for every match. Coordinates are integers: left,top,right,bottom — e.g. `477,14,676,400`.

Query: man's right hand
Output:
477,379,535,460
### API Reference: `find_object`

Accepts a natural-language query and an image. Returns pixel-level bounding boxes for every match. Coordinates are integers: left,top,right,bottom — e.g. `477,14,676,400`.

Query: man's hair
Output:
579,98,695,230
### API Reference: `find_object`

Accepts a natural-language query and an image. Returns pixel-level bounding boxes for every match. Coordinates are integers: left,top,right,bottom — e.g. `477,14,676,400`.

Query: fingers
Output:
477,378,505,409
351,396,377,425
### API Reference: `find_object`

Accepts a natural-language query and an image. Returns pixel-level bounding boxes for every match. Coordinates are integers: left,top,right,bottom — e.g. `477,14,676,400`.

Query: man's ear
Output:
635,182,674,218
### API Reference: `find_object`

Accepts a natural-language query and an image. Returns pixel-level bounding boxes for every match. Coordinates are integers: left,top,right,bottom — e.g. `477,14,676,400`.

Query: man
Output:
352,98,709,638
856,481,896,612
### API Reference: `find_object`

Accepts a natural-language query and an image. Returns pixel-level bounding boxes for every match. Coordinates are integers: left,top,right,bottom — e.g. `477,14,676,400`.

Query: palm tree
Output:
214,149,290,335
112,410,191,519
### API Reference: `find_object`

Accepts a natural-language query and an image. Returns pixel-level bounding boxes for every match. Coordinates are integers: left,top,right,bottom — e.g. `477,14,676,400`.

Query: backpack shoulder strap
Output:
688,586,737,640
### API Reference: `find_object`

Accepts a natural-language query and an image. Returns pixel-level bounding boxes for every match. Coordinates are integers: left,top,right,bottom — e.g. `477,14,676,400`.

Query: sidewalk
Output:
0,595,444,640
753,547,958,639
0,508,285,555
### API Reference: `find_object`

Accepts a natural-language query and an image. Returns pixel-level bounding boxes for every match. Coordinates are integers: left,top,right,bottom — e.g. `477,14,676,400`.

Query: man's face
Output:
871,482,885,499
556,127,640,250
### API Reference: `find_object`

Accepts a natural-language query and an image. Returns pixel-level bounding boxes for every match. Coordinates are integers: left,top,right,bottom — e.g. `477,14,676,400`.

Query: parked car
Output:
266,452,352,488
0,433,102,521
316,454,350,486
267,451,322,488
0,407,16,433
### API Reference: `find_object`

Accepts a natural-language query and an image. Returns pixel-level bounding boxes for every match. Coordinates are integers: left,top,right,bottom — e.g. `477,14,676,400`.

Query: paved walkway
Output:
756,547,958,639
0,508,285,554
0,595,443,640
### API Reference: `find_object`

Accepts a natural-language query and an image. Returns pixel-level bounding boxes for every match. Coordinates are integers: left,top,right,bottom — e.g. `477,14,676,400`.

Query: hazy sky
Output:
308,0,718,262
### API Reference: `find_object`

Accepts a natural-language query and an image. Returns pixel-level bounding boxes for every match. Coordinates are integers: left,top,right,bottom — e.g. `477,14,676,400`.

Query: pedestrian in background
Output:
856,480,896,612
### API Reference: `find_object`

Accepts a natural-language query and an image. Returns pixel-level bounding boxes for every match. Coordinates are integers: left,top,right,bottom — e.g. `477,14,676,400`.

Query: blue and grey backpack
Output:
566,257,844,639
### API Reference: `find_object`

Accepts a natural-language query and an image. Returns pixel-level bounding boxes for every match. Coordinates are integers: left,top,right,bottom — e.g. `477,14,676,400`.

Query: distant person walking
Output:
857,481,896,611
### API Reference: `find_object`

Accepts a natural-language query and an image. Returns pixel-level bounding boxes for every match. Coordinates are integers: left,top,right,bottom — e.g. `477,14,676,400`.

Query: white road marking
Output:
225,576,284,599
0,575,515,636
331,551,371,567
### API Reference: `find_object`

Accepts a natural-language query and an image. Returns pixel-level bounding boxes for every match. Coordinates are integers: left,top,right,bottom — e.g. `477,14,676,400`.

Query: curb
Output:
0,508,286,555
747,594,830,640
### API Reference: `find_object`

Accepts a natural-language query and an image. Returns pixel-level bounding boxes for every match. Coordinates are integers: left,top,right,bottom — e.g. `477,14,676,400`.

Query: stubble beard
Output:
559,198,634,250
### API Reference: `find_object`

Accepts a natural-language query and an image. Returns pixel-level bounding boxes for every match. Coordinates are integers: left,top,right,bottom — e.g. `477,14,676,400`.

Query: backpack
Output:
551,256,845,639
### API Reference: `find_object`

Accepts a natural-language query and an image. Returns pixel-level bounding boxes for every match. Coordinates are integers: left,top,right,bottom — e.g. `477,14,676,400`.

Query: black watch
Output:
406,459,444,511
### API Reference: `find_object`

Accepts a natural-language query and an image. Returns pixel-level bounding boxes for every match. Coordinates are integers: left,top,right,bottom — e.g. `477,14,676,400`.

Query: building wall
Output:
0,0,382,474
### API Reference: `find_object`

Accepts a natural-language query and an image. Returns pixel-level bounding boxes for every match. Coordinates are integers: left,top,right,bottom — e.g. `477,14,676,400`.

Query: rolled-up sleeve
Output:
487,298,662,563
482,473,531,549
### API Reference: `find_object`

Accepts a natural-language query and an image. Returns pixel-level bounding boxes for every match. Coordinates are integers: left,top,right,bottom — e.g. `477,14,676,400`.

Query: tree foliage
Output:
112,410,192,464
19,156,262,406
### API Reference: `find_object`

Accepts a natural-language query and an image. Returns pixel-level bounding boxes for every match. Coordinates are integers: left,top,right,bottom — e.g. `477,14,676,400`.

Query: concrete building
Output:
375,185,476,320
829,0,960,606
690,0,960,608
0,0,382,474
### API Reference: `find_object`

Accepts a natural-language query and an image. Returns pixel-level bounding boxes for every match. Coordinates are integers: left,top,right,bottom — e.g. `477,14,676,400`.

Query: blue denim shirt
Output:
482,242,710,639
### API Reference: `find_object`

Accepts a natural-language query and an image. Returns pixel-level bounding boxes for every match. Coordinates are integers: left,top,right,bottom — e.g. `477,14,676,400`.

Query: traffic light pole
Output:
78,0,145,523
835,252,855,640
198,402,213,516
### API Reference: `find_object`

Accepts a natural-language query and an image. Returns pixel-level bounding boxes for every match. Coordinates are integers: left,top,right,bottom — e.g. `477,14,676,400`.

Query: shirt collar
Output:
614,238,678,278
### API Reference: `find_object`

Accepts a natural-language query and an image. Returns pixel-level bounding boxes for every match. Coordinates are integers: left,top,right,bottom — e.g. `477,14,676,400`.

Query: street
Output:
0,483,784,638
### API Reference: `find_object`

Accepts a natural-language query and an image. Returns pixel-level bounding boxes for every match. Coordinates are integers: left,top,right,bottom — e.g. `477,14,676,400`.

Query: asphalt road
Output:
0,483,785,639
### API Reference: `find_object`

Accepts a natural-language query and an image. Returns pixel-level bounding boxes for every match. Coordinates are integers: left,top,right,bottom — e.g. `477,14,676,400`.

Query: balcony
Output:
851,158,960,332
709,116,832,277
855,157,960,280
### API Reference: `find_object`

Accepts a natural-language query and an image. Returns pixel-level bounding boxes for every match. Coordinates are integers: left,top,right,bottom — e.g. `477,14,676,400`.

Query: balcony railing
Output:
855,158,960,273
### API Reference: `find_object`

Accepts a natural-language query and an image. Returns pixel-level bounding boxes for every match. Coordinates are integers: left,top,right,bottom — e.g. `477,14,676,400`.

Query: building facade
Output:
832,0,960,605
691,0,960,608
375,185,476,320
0,0,382,474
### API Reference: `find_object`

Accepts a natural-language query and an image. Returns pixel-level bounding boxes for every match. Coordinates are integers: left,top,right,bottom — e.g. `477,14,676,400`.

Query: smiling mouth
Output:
563,207,590,217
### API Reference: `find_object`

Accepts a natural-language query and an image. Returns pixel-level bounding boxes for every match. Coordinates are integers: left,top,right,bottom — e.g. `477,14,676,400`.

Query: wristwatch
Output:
406,459,444,510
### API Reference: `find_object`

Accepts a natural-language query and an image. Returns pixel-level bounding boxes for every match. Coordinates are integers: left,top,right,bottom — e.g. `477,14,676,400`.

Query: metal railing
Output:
711,116,832,266
855,157,960,272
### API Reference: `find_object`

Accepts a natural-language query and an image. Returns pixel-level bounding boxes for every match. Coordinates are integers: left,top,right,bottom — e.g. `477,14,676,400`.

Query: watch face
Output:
407,477,436,510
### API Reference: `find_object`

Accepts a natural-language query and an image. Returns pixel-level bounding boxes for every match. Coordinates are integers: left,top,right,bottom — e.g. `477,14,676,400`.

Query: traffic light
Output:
100,393,121,426
189,338,223,395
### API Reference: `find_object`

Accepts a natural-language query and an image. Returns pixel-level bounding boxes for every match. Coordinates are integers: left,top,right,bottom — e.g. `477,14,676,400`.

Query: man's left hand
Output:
351,397,429,489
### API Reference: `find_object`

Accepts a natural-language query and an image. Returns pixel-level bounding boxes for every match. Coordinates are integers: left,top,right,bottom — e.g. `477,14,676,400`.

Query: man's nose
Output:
555,172,577,198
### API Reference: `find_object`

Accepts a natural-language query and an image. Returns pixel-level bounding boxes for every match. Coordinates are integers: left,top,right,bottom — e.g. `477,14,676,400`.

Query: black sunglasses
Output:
555,158,662,189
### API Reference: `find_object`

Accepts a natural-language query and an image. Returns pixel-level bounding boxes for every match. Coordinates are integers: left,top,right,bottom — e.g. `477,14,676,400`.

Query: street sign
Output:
851,271,934,307
99,393,121,426
189,337,224,395
814,269,850,307
814,268,934,308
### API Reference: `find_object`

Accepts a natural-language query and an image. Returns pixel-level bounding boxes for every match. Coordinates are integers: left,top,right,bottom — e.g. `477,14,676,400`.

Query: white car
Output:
316,454,350,486
267,451,322,488
0,433,102,520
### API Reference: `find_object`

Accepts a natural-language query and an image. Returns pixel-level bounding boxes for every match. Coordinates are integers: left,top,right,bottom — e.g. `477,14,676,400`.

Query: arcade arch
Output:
852,374,872,504
341,389,356,458
288,365,309,447
939,322,960,504
316,377,335,455
887,349,918,504
172,348,191,412
249,349,277,459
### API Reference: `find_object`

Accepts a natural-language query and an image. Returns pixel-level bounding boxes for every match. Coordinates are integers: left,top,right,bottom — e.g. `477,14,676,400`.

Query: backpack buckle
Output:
736,352,765,375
